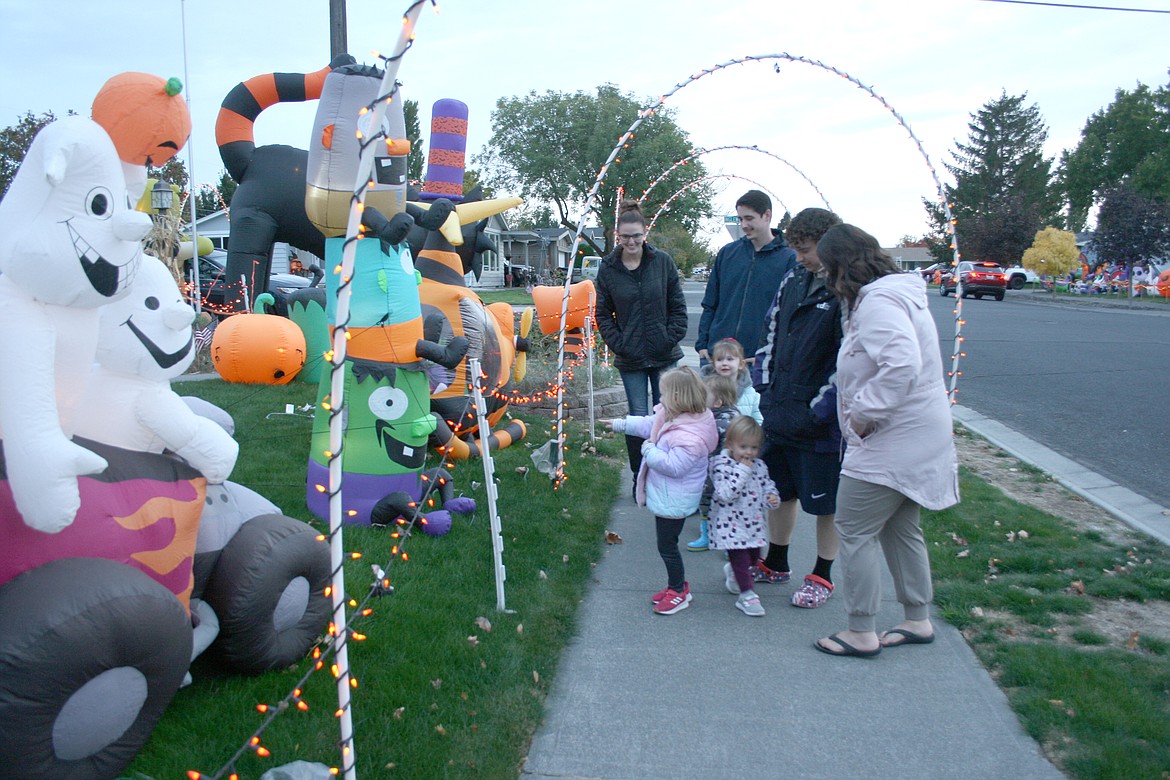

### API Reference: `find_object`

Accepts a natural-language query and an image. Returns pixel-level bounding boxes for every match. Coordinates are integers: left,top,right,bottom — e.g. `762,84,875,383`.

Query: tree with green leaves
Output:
1,110,72,199
1060,83,1170,232
923,92,1060,266
1022,226,1080,281
474,84,714,254
404,98,425,184
194,169,238,214
647,220,713,276
1091,184,1170,275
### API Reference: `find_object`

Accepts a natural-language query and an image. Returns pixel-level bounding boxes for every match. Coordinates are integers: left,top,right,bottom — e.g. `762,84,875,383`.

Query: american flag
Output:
194,321,217,352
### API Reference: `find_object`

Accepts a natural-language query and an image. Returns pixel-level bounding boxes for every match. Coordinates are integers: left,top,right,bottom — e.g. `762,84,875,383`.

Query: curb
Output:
953,405,1170,546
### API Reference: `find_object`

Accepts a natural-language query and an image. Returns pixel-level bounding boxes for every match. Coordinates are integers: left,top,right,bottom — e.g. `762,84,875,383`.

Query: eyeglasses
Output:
617,232,645,242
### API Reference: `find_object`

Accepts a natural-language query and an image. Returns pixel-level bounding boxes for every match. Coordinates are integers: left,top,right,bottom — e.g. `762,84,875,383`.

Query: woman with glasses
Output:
595,200,689,482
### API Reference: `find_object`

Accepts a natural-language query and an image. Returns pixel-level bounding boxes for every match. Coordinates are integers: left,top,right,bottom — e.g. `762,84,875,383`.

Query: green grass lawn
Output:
126,379,623,779
477,289,534,306
925,464,1170,778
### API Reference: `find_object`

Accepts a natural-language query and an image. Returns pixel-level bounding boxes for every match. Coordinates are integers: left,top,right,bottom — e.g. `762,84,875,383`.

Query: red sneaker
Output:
652,582,692,614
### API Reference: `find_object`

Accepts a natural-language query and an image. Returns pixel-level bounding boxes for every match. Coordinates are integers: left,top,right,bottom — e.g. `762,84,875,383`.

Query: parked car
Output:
1002,266,1041,289
918,262,947,282
190,250,320,316
940,261,1006,300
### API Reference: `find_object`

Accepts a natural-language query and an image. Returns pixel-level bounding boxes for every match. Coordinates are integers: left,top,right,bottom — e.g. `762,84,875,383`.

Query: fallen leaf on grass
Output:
970,606,985,618
515,466,529,476
533,670,540,684
1127,631,1140,651
562,554,570,563
539,570,548,580
1069,580,1085,595
1006,532,1017,543
431,678,443,689
467,635,479,646
435,724,447,736
517,623,524,635
956,549,970,558
605,530,623,544
461,691,469,701
1017,529,1030,539
949,531,968,546
392,707,405,719
475,616,493,632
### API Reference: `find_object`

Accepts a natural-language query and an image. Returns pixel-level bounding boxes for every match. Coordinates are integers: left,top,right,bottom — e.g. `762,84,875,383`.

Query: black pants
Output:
655,516,687,591
626,434,646,476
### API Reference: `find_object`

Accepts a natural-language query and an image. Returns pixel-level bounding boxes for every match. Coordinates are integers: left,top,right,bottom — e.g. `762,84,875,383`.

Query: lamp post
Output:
150,178,174,215
148,179,192,309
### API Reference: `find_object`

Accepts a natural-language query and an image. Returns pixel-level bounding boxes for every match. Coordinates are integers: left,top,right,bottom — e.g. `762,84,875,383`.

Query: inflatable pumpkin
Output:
211,296,306,384
92,73,192,168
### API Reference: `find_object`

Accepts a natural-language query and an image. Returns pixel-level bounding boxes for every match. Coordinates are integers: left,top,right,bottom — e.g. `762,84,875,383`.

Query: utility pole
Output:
329,0,347,59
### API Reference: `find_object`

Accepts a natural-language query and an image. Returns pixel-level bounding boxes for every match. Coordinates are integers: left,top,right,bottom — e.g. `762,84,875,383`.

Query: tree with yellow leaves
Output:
1022,226,1080,286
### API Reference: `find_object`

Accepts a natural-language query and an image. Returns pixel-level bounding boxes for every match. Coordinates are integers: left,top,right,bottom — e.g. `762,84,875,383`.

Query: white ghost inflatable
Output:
74,256,238,482
0,116,152,533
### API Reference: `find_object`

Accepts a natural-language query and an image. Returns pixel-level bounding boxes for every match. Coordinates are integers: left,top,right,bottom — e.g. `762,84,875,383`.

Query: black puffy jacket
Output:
594,243,688,371
751,267,842,453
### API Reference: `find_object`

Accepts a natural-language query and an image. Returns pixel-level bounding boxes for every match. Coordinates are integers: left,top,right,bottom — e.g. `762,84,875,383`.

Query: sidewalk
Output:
522,466,1063,779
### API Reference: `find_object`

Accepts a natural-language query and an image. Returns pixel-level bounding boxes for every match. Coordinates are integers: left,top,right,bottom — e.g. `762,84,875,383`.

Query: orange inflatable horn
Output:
532,281,595,335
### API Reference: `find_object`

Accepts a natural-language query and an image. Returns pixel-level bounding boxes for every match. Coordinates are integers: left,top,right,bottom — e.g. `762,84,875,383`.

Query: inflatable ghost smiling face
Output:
0,117,149,304
93,254,197,380
0,116,152,533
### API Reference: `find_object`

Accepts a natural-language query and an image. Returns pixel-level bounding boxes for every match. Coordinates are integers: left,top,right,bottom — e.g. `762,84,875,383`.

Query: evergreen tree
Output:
926,92,1060,266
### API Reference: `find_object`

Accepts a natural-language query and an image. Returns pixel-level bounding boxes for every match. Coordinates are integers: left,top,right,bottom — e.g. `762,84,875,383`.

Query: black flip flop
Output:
814,633,881,658
880,628,935,647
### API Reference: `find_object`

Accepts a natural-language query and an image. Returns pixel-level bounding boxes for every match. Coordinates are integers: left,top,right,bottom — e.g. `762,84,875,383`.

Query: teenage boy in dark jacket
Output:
751,207,844,609
696,190,796,362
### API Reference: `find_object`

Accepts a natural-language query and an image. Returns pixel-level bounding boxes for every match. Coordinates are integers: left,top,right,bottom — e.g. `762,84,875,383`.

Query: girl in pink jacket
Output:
609,367,718,615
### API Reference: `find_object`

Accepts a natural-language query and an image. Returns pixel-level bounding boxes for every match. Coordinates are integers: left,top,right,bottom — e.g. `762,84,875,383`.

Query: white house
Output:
185,209,317,274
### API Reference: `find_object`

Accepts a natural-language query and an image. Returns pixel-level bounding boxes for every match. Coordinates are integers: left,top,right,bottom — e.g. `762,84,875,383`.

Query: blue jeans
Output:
620,366,671,474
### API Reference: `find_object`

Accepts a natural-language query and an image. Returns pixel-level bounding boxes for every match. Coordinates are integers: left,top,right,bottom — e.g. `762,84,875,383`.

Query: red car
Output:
940,261,1006,301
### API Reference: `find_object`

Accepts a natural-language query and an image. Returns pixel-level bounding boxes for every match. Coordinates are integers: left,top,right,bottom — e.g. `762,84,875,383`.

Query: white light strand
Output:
639,144,832,211
326,4,428,778
648,173,786,234
560,51,965,486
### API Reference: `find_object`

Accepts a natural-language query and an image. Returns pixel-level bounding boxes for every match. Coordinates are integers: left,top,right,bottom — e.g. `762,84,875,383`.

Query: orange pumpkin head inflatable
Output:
92,73,192,168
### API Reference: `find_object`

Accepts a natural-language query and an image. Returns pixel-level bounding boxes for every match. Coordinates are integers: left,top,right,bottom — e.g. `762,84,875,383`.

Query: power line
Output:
977,0,1170,13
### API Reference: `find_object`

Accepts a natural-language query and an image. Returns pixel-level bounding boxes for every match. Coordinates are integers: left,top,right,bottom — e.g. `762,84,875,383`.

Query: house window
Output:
482,249,499,273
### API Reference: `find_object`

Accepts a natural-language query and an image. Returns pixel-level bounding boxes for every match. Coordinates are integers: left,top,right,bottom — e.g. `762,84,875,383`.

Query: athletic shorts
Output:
761,440,841,516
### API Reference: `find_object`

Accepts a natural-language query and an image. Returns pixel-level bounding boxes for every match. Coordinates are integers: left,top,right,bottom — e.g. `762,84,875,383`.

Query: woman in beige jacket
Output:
812,224,959,658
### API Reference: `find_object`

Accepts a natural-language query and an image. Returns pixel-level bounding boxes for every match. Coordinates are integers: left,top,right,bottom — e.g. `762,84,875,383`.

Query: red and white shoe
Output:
653,582,692,614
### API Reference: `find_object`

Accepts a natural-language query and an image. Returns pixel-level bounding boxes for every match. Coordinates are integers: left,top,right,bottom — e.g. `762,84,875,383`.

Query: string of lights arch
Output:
648,173,787,234
639,144,831,212
548,52,966,486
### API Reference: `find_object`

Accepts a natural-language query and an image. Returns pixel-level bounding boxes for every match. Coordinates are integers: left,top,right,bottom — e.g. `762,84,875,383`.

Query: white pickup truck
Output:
1002,266,1041,290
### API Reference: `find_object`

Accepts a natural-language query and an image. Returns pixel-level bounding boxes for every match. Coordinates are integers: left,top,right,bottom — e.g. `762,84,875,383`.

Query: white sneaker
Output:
723,562,740,594
735,591,765,617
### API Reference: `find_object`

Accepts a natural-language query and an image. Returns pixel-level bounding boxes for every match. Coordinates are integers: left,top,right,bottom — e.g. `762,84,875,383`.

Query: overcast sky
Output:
2,0,1167,248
